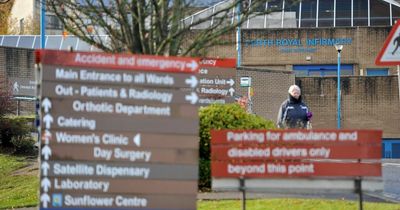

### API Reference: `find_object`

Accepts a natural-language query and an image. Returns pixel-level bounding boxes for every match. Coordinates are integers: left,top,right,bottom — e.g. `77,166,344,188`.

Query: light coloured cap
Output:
288,85,301,95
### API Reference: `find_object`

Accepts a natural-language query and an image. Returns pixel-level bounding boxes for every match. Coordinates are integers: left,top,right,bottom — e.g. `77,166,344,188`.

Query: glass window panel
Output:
336,0,351,26
18,36,35,49
33,36,41,49
0,36,3,46
366,68,388,76
353,0,368,26
61,36,78,50
370,0,390,26
251,0,267,13
301,0,317,27
76,39,92,52
323,70,337,76
319,0,334,27
264,0,283,28
393,5,400,25
191,8,212,29
2,36,19,47
284,0,300,28
45,36,62,49
309,70,321,76
268,0,283,12
294,69,308,77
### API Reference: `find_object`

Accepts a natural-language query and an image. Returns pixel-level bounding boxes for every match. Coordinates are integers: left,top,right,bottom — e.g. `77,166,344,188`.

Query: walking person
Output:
277,85,312,129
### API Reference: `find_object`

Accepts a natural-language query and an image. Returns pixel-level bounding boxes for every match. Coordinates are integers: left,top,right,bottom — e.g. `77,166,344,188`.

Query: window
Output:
366,68,388,76
293,64,354,76
393,4,400,25
301,0,317,27
370,0,390,26
336,0,351,26
319,0,334,27
18,36,35,49
284,0,300,28
265,0,283,28
353,0,368,26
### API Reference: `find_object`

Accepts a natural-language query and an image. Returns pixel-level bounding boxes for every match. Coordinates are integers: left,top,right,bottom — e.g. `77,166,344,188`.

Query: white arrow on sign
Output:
42,130,52,145
185,75,198,88
42,145,52,160
229,88,235,96
133,134,141,147
43,114,53,129
41,161,50,176
186,60,198,71
41,177,51,192
227,79,235,86
42,98,52,113
185,92,198,104
40,193,50,208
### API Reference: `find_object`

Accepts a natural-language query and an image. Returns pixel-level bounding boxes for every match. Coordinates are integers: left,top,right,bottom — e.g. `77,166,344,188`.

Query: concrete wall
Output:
296,76,400,138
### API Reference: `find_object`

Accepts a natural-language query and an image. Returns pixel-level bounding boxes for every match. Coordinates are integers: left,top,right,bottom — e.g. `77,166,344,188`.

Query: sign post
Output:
240,76,252,113
37,50,200,210
211,129,383,210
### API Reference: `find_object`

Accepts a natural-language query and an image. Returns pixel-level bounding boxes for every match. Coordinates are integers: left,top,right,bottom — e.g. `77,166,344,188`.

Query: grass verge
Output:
0,153,39,209
198,198,400,210
1,153,399,210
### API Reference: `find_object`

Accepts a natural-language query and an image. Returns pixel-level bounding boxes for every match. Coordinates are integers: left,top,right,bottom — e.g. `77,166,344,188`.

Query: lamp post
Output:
335,44,343,129
40,0,46,49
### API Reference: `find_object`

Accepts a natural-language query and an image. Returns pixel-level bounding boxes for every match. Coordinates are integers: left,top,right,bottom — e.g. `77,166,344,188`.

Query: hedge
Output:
198,104,276,190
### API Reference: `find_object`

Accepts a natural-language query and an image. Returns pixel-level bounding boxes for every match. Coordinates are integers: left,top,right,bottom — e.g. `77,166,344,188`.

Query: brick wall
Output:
0,46,35,115
236,67,295,122
206,26,397,75
296,76,400,138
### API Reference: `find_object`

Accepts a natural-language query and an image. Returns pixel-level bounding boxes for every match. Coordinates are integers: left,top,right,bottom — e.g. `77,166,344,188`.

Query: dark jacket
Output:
277,95,310,129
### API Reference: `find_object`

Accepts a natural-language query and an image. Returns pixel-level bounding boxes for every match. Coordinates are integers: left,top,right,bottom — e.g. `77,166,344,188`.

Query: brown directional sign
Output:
42,65,200,89
40,191,196,209
42,178,197,194
47,144,198,164
46,98,199,119
42,130,199,149
42,113,198,134
38,50,200,210
41,81,200,105
197,58,236,105
38,49,200,73
44,161,198,180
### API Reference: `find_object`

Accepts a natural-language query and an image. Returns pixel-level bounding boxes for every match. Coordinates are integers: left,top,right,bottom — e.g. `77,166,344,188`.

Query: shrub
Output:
0,116,36,154
198,103,276,190
11,134,36,155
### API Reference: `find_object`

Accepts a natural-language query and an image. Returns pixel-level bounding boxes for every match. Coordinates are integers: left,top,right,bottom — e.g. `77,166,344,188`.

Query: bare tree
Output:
0,0,14,34
48,0,274,56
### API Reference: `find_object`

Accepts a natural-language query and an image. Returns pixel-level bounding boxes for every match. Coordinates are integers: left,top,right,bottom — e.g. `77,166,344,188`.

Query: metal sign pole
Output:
239,177,246,210
247,86,252,114
355,177,364,210
397,65,400,102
